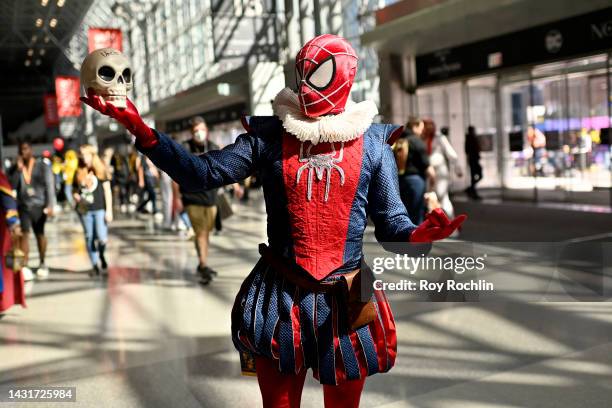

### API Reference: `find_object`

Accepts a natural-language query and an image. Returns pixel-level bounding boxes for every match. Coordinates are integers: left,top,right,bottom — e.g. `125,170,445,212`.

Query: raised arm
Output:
142,130,259,192
80,92,258,192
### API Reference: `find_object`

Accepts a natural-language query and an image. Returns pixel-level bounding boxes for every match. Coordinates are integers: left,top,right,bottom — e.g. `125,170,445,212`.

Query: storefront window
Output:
500,54,612,200
500,77,529,188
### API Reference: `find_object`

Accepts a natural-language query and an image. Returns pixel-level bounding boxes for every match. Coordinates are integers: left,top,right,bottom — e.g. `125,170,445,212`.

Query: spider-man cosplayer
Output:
82,34,465,408
0,171,25,313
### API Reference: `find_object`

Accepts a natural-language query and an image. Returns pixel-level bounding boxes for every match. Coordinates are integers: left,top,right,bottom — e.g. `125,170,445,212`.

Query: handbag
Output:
340,264,377,330
5,248,25,272
75,200,89,216
215,191,233,220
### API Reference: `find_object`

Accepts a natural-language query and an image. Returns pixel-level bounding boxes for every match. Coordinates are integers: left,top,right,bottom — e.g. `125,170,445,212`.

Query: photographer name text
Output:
374,279,494,292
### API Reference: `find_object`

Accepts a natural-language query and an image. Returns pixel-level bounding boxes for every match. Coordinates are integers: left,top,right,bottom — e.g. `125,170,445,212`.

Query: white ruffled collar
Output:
272,87,378,145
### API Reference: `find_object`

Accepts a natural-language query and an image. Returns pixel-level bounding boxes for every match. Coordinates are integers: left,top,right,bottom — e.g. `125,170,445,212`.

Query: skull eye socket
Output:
306,57,335,90
122,68,131,83
98,66,116,82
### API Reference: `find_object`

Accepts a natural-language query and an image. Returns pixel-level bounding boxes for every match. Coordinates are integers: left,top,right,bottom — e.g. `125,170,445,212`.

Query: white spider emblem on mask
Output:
296,142,345,201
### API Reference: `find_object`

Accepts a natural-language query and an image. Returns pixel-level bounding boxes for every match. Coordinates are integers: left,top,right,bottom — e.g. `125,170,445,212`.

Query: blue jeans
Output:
64,183,74,207
179,211,192,229
398,174,426,224
81,209,108,267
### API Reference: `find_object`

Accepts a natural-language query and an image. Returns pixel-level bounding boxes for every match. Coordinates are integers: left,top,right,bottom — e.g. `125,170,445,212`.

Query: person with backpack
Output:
394,117,435,224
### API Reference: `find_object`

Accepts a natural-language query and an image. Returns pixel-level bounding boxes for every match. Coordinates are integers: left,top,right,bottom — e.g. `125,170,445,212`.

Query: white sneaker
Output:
37,264,50,279
186,228,195,241
21,266,35,282
24,281,34,295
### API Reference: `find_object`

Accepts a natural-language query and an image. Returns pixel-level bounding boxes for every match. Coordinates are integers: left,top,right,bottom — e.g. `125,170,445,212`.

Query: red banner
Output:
88,28,123,52
55,76,82,117
43,94,59,126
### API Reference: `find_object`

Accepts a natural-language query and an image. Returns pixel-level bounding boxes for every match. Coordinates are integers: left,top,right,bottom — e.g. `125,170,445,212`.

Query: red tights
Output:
256,357,365,408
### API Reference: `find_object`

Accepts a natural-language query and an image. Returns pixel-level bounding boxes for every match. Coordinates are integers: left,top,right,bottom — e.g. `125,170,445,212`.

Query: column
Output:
249,62,286,115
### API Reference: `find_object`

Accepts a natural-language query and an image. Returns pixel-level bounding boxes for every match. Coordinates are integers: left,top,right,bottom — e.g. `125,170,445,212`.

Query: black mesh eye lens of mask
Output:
294,63,303,90
122,68,131,83
306,57,335,91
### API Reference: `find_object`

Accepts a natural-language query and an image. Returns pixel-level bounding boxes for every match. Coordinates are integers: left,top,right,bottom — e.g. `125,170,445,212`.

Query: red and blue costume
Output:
82,34,465,407
0,171,25,313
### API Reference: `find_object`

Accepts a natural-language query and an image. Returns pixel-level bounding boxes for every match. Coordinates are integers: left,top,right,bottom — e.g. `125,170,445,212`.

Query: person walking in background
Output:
171,180,193,238
8,139,56,281
136,153,159,215
421,119,462,218
393,117,435,224
127,146,140,213
181,116,242,284
181,117,221,284
63,149,79,209
50,150,65,206
73,145,113,277
110,149,130,214
464,125,483,200
0,169,25,313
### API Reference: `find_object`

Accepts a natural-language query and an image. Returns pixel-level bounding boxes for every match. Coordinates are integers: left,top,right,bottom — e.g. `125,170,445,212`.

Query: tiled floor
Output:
0,196,611,407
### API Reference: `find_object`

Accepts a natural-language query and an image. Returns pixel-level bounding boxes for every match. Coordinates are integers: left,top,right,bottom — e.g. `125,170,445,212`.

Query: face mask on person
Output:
193,130,207,143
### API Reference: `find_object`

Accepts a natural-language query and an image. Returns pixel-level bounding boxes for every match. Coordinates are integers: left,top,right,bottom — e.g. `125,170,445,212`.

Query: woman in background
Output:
73,145,113,276
0,170,25,312
421,119,463,218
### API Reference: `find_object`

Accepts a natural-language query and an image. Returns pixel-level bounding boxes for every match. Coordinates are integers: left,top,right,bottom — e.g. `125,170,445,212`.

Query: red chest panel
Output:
282,134,363,280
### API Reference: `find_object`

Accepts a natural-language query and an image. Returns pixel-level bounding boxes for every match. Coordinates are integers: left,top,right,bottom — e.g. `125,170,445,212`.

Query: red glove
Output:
80,89,158,148
410,208,467,243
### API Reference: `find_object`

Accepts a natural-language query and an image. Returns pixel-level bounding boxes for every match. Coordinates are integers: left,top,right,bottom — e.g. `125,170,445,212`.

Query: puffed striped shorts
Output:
231,257,397,385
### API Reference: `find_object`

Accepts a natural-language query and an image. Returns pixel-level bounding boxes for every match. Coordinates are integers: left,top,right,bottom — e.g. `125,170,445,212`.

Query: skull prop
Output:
80,48,132,109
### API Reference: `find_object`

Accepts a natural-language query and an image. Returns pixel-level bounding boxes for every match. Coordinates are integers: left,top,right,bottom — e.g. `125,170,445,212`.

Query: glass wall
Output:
414,53,612,205
500,54,611,203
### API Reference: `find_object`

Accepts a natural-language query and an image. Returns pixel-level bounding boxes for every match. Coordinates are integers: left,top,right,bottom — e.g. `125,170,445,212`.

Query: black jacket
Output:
399,131,430,179
180,139,219,206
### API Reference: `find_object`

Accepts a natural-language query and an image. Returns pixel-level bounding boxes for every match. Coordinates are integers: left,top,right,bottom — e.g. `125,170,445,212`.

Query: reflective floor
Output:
1,195,611,407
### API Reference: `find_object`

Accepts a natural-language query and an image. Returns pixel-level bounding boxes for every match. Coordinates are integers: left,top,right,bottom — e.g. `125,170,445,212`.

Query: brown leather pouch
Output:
340,267,377,330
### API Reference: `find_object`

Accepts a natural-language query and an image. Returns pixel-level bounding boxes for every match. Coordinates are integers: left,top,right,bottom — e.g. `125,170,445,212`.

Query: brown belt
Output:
258,244,377,330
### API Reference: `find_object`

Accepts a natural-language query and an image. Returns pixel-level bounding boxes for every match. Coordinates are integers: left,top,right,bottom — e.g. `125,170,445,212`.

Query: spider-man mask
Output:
295,34,358,118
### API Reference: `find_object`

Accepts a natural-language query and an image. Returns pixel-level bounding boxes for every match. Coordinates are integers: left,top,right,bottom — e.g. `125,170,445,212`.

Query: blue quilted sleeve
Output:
367,135,417,242
140,130,260,192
